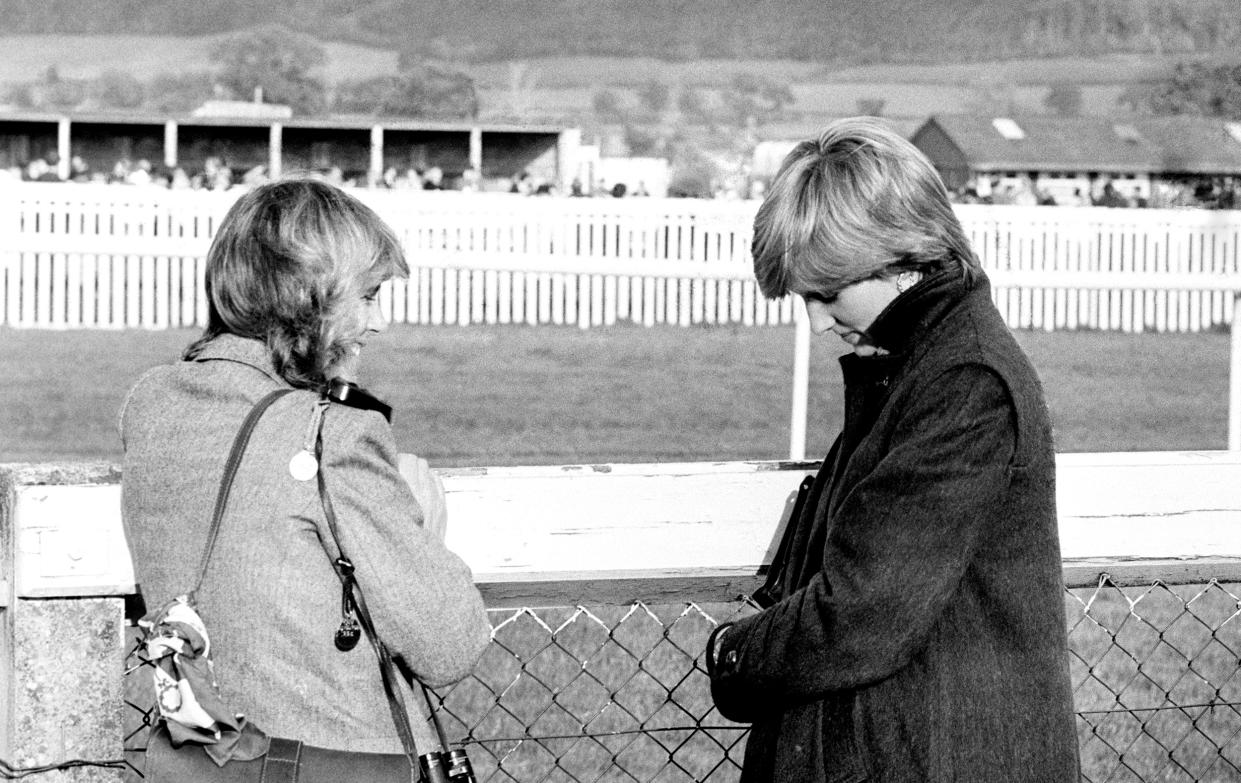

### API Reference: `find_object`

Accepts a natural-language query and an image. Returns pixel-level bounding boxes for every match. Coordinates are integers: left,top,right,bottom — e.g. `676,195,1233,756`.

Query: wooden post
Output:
789,296,810,461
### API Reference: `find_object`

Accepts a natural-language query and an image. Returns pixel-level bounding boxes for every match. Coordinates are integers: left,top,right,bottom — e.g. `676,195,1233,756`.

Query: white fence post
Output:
1231,292,1241,451
789,298,811,461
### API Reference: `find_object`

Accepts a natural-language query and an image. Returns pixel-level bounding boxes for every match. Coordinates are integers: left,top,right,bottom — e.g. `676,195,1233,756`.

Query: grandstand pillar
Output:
557,128,582,192
56,118,70,180
469,127,482,174
370,125,384,187
269,123,282,179
163,121,177,168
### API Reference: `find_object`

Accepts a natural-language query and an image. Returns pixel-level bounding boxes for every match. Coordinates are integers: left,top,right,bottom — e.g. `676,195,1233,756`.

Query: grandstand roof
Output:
0,109,567,135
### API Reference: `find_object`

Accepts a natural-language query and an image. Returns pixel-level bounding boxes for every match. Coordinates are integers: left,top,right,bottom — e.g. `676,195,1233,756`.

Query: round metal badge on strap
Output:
289,449,318,481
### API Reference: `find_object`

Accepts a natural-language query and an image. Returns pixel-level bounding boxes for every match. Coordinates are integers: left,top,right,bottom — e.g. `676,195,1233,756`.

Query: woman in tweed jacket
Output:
706,119,1079,781
121,178,490,754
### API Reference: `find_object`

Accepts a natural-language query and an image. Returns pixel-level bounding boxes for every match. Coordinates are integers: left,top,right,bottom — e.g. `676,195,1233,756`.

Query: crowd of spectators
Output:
950,175,1240,210
0,152,491,193
0,150,663,198
1,152,258,190
7,151,1238,208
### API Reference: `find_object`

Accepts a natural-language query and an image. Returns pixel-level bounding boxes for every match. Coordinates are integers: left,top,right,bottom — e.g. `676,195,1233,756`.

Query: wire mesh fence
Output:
121,577,1241,782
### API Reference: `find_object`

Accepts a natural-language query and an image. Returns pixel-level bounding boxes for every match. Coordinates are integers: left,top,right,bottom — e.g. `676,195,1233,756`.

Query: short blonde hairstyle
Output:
185,177,408,389
752,117,978,299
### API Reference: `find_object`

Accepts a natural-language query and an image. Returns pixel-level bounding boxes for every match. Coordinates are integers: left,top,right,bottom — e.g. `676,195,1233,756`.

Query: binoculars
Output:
419,749,476,783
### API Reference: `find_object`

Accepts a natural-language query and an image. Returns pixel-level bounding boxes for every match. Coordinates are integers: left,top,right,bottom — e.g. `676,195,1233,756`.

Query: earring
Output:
896,271,921,293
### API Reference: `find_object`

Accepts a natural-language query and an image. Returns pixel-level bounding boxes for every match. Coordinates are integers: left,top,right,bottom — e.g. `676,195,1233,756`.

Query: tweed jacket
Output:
121,334,491,753
709,271,1079,782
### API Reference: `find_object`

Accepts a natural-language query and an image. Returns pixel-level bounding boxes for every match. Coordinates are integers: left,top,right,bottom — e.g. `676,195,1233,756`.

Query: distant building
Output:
576,144,669,197
0,110,580,190
192,100,293,120
912,114,1163,205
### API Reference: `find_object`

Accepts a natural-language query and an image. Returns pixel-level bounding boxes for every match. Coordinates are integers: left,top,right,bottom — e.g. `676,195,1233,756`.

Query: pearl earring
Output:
896,271,921,293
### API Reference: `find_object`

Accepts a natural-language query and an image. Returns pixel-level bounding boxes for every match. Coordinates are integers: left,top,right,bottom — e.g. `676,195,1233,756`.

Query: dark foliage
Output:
1043,82,1084,117
144,71,217,113
637,81,671,114
91,70,147,109
335,66,479,119
591,88,623,120
1120,61,1241,119
209,24,327,114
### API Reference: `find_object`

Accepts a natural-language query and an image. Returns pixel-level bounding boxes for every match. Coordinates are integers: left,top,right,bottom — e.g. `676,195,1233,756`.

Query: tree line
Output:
2,26,477,119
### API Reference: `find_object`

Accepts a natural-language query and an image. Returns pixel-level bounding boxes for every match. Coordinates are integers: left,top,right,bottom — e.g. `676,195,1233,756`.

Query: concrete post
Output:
1,468,14,763
0,465,129,781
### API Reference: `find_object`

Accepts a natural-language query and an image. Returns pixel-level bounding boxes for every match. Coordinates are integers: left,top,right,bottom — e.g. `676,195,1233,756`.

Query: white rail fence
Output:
2,183,1241,332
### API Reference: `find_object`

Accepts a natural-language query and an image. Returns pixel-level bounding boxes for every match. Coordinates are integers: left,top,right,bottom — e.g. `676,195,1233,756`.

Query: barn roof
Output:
1130,116,1241,175
915,114,1163,173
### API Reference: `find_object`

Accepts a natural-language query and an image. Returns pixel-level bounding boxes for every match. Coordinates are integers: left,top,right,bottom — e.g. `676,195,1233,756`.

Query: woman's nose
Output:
805,299,836,335
365,296,388,334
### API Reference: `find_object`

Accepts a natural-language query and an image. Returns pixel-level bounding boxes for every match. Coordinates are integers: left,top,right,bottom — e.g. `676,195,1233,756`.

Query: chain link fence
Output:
121,577,1241,782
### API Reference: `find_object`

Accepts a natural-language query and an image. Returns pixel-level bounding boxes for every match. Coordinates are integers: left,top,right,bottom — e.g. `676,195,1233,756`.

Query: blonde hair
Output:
185,177,408,389
752,117,978,299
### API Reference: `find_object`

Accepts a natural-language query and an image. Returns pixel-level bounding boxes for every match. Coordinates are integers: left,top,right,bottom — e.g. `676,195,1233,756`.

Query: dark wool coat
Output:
709,271,1080,782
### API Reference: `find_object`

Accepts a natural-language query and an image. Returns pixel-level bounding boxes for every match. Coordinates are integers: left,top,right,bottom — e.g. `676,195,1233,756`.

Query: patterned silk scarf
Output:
139,595,271,766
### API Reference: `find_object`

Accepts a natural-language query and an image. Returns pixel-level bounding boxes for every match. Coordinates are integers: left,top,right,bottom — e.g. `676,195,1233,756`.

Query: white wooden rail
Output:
3,453,1239,774
10,452,1241,607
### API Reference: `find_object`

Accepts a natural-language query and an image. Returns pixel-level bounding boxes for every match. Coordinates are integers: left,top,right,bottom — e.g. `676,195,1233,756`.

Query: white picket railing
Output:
2,183,1240,332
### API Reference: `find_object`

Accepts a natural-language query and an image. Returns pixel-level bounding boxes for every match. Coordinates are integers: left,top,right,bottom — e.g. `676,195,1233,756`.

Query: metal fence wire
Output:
122,577,1241,782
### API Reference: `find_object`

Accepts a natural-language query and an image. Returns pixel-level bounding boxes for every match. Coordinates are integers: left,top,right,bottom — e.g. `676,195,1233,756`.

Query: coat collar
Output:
190,334,289,387
861,268,986,357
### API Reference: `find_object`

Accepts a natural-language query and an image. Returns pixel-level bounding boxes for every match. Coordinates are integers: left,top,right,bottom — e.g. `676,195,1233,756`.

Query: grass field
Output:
0,324,1230,465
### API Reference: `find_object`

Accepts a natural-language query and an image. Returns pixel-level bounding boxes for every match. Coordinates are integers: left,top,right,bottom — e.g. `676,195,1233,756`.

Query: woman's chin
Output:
328,354,361,383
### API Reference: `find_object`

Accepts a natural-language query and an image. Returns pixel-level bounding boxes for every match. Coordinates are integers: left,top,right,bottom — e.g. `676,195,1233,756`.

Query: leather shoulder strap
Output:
192,388,296,595
313,400,432,771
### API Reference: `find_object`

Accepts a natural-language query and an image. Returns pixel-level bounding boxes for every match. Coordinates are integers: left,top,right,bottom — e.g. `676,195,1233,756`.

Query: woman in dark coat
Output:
706,118,1079,782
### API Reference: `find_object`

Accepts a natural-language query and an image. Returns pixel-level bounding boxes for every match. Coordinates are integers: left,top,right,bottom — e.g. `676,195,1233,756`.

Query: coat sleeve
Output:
710,363,1017,722
317,406,491,687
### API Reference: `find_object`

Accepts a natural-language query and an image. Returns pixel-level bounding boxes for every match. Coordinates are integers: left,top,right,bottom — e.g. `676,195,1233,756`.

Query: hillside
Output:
1,0,1238,64
0,31,1181,136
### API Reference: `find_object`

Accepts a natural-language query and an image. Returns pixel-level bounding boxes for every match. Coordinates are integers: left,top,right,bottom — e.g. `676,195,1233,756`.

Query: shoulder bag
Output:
138,389,476,783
